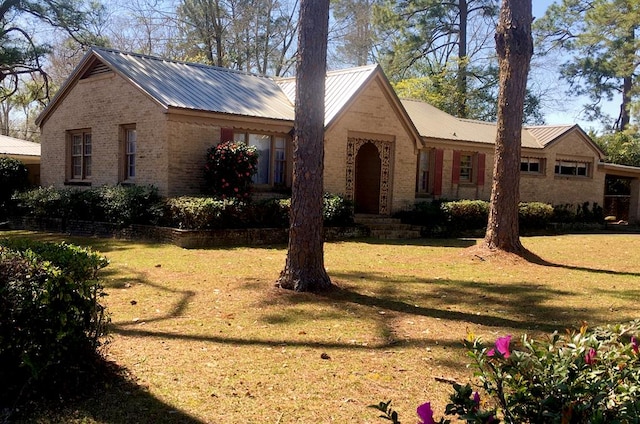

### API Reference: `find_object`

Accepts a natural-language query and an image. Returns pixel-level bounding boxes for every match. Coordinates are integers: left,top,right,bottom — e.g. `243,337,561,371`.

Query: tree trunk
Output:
277,0,332,292
457,0,468,118
483,0,533,253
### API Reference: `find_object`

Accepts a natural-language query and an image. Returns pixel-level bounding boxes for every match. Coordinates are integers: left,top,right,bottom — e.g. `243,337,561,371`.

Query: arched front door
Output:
354,142,381,214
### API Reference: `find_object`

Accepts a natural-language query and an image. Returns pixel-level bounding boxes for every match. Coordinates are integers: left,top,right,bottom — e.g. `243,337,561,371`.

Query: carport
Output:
599,163,640,224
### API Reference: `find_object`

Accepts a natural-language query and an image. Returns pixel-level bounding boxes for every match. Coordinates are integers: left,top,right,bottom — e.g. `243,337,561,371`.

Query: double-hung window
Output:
70,130,92,181
123,126,137,181
459,153,473,182
234,132,287,186
555,160,590,177
521,157,543,174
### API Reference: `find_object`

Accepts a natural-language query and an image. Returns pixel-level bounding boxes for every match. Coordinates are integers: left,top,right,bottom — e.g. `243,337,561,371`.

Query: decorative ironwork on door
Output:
346,137,392,214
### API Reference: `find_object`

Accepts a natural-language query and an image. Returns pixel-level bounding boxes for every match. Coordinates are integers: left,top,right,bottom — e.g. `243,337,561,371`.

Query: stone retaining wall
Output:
9,217,369,249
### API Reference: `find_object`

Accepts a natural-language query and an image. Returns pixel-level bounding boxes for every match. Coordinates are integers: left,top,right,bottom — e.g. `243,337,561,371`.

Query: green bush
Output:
14,185,164,227
323,193,354,227
0,157,29,216
374,321,640,423
204,141,258,199
441,200,489,233
164,196,237,229
518,202,554,229
553,202,604,224
0,239,109,404
94,185,163,226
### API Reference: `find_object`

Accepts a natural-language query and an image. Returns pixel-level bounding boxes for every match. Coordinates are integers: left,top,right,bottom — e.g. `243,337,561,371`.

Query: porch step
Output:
354,214,422,239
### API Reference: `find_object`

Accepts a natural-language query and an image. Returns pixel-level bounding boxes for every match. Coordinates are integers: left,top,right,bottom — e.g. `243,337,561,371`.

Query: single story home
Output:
0,134,41,185
36,47,640,223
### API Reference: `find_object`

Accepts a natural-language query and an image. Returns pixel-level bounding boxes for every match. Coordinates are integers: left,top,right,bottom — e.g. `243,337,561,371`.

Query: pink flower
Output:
487,335,512,359
632,336,639,355
417,402,435,424
585,348,596,365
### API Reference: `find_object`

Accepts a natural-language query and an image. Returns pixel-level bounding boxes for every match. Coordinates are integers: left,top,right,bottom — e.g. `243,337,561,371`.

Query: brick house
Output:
0,134,41,185
36,48,640,222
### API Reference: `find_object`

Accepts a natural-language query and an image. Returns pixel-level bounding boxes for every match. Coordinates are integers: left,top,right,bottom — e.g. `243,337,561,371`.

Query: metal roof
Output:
0,134,41,157
401,98,580,149
276,65,379,126
91,48,295,121
524,124,576,146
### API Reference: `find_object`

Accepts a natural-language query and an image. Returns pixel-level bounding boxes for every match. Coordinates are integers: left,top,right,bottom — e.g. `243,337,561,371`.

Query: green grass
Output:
4,231,640,423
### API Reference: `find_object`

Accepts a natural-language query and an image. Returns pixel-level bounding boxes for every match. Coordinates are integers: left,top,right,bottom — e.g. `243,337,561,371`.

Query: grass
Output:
5,231,640,423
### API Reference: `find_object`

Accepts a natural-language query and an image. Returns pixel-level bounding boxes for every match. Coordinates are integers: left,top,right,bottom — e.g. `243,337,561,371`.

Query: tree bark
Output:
483,0,533,253
277,0,332,292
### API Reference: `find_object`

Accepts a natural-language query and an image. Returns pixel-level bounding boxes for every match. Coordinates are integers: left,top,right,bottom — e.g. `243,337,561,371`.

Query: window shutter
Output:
476,153,486,186
221,127,234,142
452,150,461,184
433,149,444,196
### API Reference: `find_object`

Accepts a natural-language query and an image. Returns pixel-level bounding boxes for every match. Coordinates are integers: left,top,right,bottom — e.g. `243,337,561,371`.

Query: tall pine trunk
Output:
277,0,332,292
483,0,533,253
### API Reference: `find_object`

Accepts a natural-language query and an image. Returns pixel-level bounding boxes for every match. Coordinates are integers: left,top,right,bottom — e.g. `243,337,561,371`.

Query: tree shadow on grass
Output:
10,361,205,424
523,250,640,278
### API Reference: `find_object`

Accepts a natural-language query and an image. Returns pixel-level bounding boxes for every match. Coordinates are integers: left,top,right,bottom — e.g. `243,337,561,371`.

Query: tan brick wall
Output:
40,72,170,194
325,78,419,213
425,129,606,208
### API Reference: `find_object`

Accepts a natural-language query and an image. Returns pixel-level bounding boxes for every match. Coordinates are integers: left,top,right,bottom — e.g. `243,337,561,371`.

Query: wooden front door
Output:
354,142,381,214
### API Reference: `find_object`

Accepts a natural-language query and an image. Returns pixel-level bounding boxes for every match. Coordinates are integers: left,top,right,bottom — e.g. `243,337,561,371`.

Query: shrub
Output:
0,157,29,216
14,185,164,227
164,196,237,229
0,239,109,404
552,202,604,225
518,202,554,230
373,321,640,423
95,185,164,227
323,193,354,227
204,141,258,199
441,200,489,233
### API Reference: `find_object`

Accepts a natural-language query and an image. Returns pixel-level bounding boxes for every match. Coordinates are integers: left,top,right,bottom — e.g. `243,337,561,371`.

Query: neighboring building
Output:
36,48,640,223
0,134,41,185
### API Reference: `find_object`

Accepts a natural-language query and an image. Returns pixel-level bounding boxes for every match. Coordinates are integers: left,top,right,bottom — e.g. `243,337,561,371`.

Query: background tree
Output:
535,0,639,131
374,0,499,118
0,0,106,102
329,0,376,67
277,0,332,292
175,0,298,75
594,130,640,167
483,0,533,253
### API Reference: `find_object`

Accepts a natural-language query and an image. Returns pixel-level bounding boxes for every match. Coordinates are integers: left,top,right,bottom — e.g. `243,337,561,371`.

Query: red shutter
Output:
220,127,234,142
476,152,486,186
433,149,444,196
452,150,461,185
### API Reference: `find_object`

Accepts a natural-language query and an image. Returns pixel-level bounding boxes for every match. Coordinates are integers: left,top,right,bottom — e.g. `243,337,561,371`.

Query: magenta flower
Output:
417,402,436,424
585,347,596,365
487,335,512,359
473,391,480,410
632,336,639,355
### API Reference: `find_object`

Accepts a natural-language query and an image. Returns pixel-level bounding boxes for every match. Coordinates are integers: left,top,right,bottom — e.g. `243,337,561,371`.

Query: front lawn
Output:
6,232,640,423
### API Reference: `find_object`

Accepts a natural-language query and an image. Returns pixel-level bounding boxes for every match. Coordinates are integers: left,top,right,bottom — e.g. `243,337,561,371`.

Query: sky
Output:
530,0,618,130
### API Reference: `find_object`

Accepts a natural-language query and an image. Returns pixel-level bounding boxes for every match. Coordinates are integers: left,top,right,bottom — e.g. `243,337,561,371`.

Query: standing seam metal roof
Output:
92,48,295,121
276,65,379,126
0,134,41,156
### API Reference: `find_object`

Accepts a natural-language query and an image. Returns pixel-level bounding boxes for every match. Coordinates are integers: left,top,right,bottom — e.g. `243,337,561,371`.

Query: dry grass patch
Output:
5,232,640,423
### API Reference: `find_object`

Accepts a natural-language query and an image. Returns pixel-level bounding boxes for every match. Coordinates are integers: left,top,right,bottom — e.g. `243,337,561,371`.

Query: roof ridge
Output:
91,47,275,80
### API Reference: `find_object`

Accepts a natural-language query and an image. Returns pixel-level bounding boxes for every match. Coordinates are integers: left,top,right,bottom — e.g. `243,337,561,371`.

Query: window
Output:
555,160,589,177
521,157,543,173
69,130,92,180
234,131,288,186
459,154,473,182
417,150,429,193
124,126,137,180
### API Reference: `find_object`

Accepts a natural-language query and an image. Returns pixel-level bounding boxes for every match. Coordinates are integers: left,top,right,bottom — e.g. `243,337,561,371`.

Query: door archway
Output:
354,142,381,213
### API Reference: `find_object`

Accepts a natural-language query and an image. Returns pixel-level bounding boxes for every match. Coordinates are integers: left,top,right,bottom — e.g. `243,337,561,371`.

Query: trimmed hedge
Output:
0,157,29,216
0,239,109,405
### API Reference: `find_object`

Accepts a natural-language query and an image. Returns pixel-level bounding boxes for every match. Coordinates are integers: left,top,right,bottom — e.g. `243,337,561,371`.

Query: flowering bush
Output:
204,141,258,199
372,320,640,423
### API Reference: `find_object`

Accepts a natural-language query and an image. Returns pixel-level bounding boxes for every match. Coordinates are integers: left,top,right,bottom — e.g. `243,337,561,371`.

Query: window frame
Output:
458,153,474,183
554,159,591,177
233,131,289,187
521,157,544,174
68,129,92,182
121,124,137,182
